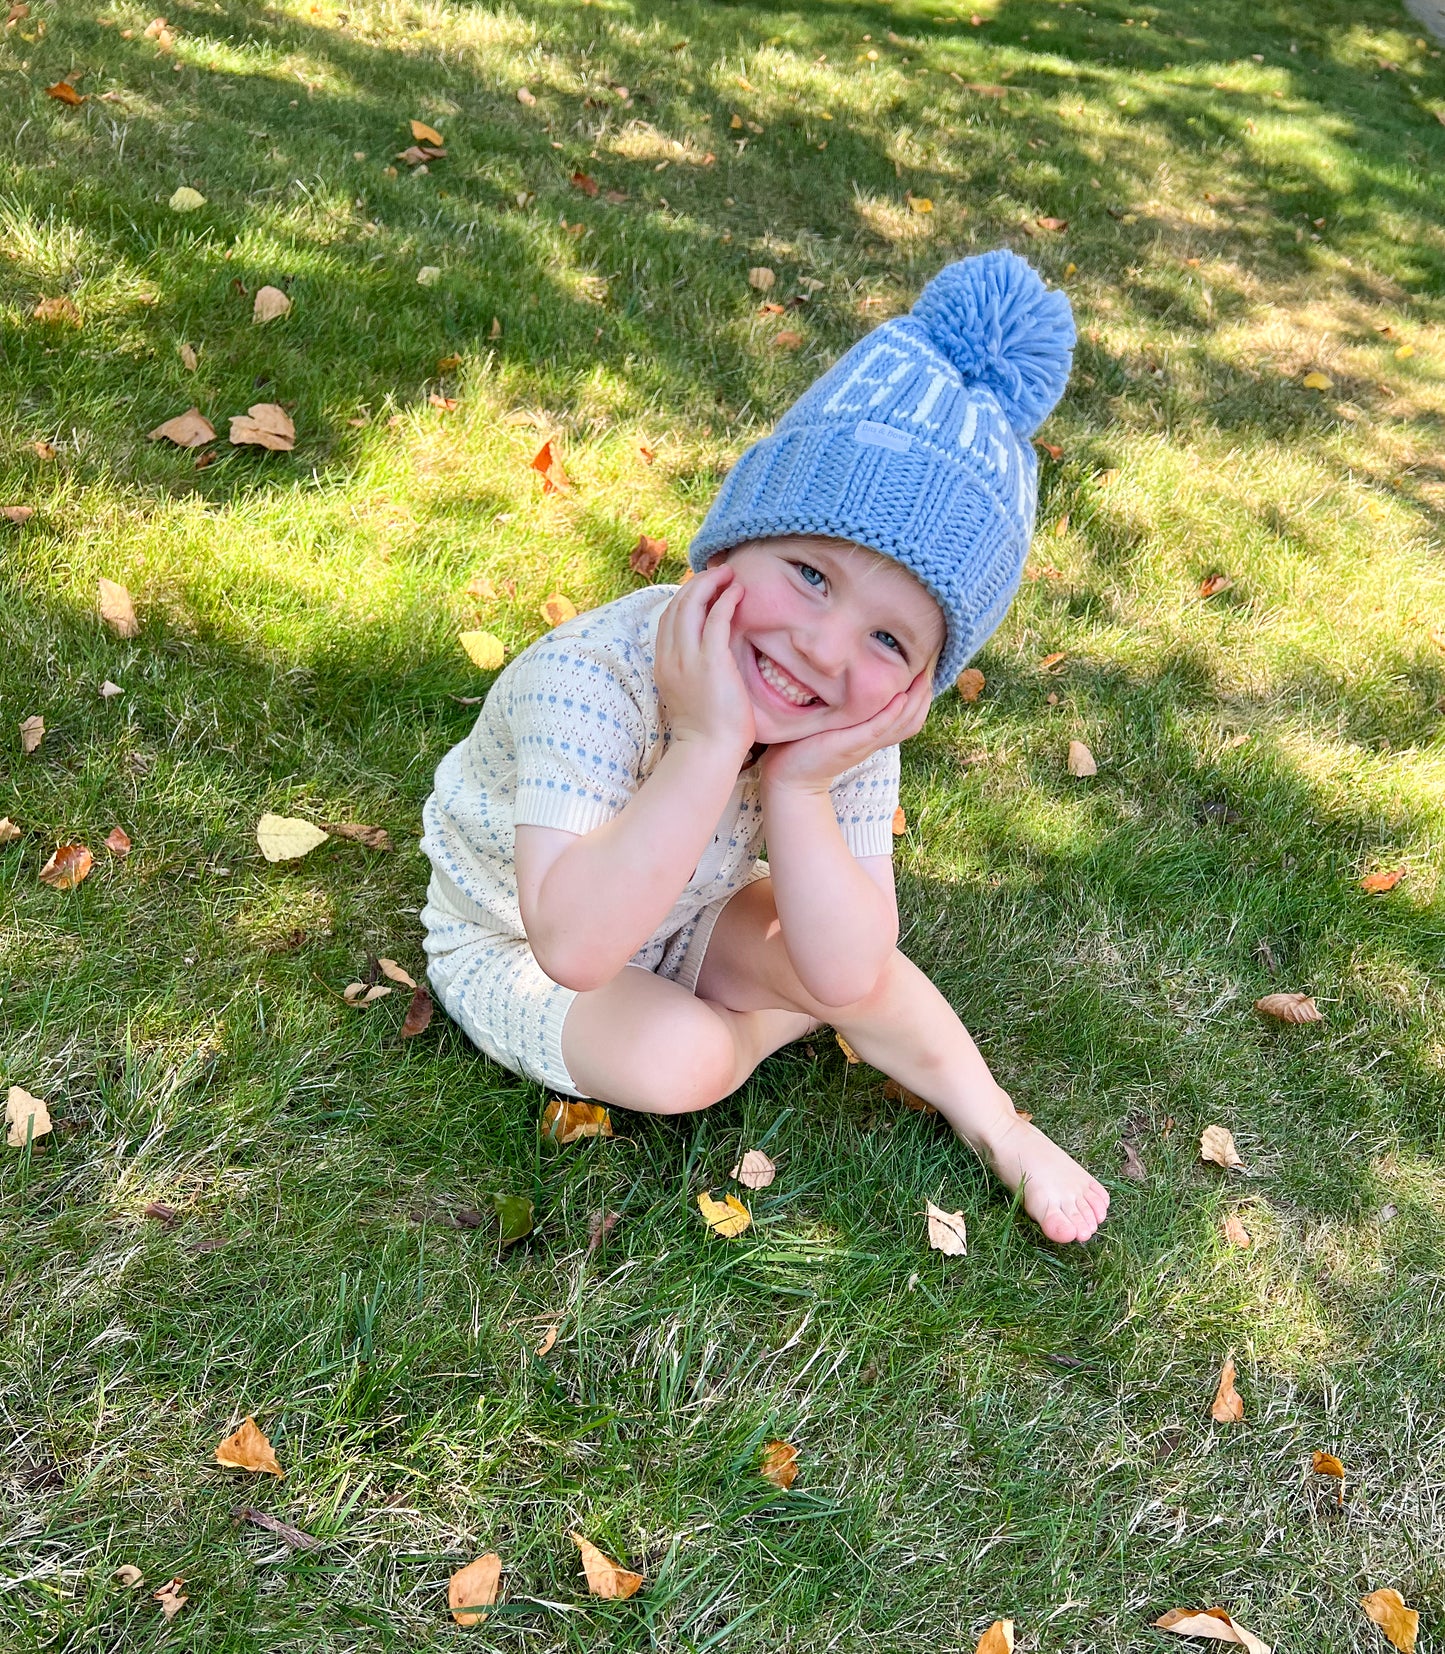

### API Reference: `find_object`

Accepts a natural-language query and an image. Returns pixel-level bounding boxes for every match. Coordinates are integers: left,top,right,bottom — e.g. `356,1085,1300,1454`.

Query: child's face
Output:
712,536,946,745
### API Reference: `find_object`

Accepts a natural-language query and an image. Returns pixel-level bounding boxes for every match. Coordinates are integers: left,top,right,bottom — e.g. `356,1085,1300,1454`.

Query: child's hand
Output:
759,668,933,794
655,566,756,763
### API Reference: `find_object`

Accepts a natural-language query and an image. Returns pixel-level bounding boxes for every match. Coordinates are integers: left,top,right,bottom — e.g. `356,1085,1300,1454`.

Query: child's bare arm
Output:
516,568,754,991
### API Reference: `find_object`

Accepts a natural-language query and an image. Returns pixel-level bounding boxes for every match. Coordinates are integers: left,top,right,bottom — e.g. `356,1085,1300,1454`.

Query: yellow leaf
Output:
214,1415,284,1477
1360,1589,1418,1653
569,1532,644,1599
976,1623,1015,1654
1302,370,1332,390
759,1440,799,1488
541,1097,614,1144
449,1554,501,1626
1067,740,1097,777
835,1032,861,1064
926,1199,967,1256
1155,1607,1271,1654
252,285,292,323
540,593,578,627
411,118,444,144
6,1085,52,1148
1199,1125,1244,1170
255,814,329,862
1394,343,1414,360
697,1190,752,1238
168,186,206,212
731,1149,777,1189
908,194,934,213
459,630,506,670
1210,1355,1245,1423
98,577,139,638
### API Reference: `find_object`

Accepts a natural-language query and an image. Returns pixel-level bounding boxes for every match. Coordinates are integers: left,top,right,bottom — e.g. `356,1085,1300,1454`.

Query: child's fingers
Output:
701,580,744,655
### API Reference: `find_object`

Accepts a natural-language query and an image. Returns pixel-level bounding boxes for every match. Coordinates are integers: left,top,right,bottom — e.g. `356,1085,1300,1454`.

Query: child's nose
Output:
795,616,853,678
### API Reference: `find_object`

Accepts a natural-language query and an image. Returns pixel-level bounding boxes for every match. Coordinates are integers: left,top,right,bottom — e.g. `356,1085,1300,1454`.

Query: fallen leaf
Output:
436,353,463,374
1155,1607,1270,1654
1034,439,1063,461
747,266,776,291
19,714,44,753
1037,215,1068,231
447,1553,503,1625
99,680,124,700
1200,574,1235,598
144,1200,178,1223
233,1505,321,1550
883,1076,937,1114
2,505,35,524
1360,868,1405,894
153,1578,188,1620
530,440,570,494
411,117,444,143
215,1416,284,1477
1210,1355,1245,1423
835,1032,861,1064
39,844,94,889
1254,992,1322,1024
464,574,496,602
774,329,804,350
33,295,81,325
541,592,578,627
760,1440,799,1488
1312,1449,1345,1479
1361,1590,1417,1652
6,3,29,23
588,1208,621,1250
342,982,392,1005
6,1086,52,1148
907,194,934,214
926,1199,968,1256
33,440,57,460
98,576,139,638
148,407,216,447
256,815,328,862
400,984,434,1038
1200,1125,1244,1170
697,1190,752,1238
570,1532,644,1599
956,667,986,702
229,403,295,451
46,80,86,105
179,342,198,371
416,265,442,286
168,186,206,212
892,805,907,836
1394,343,1415,361
114,1565,145,1588
570,168,600,195
516,86,537,105
252,285,292,323
1302,370,1332,391
1120,1139,1147,1181
0,818,19,844
460,630,506,670
374,958,416,989
1067,740,1097,777
492,1191,534,1244
319,822,392,850
489,315,503,338
104,827,132,857
731,1149,777,1189
629,534,666,577
1223,1214,1251,1248
976,1624,1015,1654
1039,651,1067,671
541,1097,614,1144
428,392,457,412
534,1324,558,1357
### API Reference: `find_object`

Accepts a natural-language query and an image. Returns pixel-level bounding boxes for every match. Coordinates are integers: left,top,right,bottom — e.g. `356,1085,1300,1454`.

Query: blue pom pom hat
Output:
688,248,1075,691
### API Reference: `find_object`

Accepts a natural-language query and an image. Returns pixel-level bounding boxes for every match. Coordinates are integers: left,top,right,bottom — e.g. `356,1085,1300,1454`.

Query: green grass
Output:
4,0,1445,1647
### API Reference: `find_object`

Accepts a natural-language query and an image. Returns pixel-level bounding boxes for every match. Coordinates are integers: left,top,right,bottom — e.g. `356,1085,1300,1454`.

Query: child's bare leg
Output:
560,964,816,1114
695,882,1109,1244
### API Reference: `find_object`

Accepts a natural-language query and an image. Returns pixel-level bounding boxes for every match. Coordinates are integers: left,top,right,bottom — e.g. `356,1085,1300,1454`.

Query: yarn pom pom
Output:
911,249,1075,437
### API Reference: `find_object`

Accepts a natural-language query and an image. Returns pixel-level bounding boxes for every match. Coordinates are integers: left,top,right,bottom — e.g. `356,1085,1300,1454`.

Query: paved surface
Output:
1403,0,1445,44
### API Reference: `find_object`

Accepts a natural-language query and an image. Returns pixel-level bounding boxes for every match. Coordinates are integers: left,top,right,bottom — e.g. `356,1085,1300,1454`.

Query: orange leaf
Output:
449,1554,501,1626
541,1097,614,1144
39,843,94,889
955,667,986,702
1360,867,1405,894
436,352,463,373
975,1624,1015,1654
759,1440,799,1489
529,439,570,493
1200,574,1235,598
1210,1355,1245,1423
1039,651,1067,671
541,592,578,627
1222,1213,1251,1248
46,79,86,105
428,393,457,411
214,1416,284,1477
1360,1590,1418,1654
33,295,81,325
569,1532,644,1599
410,118,444,144
399,984,434,1038
884,1076,937,1115
1036,215,1068,231
104,827,132,857
1312,1450,1345,1478
629,534,667,577
1034,440,1063,461
773,329,804,350
891,805,907,836
570,169,600,196
1254,992,1322,1024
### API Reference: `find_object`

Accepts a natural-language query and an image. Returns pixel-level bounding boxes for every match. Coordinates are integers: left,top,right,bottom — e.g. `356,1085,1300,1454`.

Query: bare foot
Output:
974,1115,1110,1243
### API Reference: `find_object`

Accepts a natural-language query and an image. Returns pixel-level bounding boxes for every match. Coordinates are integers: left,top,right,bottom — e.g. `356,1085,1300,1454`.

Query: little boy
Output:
421,248,1109,1244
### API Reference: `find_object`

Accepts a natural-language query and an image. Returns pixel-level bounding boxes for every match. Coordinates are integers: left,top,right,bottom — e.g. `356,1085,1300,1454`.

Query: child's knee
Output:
613,1018,742,1115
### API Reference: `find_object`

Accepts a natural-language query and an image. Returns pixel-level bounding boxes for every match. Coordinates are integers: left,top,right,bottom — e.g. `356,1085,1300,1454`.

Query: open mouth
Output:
754,647,822,708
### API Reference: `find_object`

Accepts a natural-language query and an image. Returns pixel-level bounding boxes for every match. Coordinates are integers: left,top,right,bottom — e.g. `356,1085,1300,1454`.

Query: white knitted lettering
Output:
906,368,952,428
821,342,914,416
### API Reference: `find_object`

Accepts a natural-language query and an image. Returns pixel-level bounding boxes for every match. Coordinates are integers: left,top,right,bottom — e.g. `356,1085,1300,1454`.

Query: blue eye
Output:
796,563,826,588
874,630,903,654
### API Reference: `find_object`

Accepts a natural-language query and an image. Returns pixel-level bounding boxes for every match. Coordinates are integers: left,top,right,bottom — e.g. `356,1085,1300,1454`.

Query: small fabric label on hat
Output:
854,420,911,453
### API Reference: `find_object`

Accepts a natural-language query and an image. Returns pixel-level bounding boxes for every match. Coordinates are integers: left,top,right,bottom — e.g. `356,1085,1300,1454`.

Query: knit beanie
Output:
688,248,1075,690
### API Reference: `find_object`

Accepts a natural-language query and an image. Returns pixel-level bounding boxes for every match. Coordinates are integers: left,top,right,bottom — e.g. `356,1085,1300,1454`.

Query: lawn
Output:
3,0,1445,1647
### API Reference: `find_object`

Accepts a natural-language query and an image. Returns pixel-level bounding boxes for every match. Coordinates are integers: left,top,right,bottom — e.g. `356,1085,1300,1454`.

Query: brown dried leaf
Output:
976,1624,1015,1654
215,1416,284,1477
33,440,58,460
1254,992,1322,1024
39,844,94,890
1155,1607,1270,1654
759,1440,799,1489
541,1097,614,1144
541,592,578,627
629,534,667,577
926,1200,968,1256
516,86,537,105
376,957,416,989
114,1564,145,1588
883,1076,937,1114
6,1086,52,1148
229,403,296,451
1067,740,1097,777
747,266,776,291
1200,1125,1244,1170
1360,867,1405,894
697,1190,751,1238
1037,215,1068,231
1200,573,1235,598
153,1578,187,1620
570,1532,644,1599
587,1208,620,1250
3,505,35,524
1222,1214,1251,1248
1360,1590,1418,1653
570,168,600,195
144,1200,178,1224
19,714,44,754
342,981,392,1005
1039,650,1067,671
319,822,392,850
774,329,804,350
46,80,87,105
731,1149,776,1189
534,1324,558,1357
956,667,986,702
400,984,434,1038
179,342,198,371
0,818,20,845
1210,1355,1245,1423
104,826,132,857
252,285,292,323
148,406,216,447
464,574,496,602
98,577,139,637
233,1505,321,1550
33,295,81,325
1120,1139,1147,1181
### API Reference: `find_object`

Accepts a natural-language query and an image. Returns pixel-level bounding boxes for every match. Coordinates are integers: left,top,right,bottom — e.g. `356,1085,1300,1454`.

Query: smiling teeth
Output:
757,652,818,706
